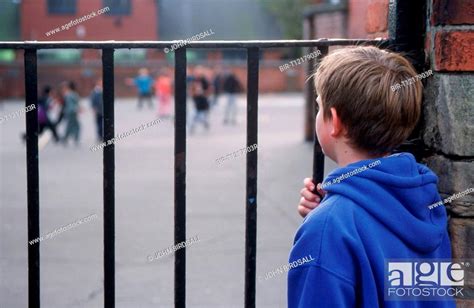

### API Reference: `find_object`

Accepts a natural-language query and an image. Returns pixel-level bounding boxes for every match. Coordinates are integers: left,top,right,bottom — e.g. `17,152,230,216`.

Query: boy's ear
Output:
329,107,345,137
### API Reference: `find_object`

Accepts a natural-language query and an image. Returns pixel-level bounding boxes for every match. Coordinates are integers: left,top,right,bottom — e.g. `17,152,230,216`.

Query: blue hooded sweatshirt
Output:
288,153,455,307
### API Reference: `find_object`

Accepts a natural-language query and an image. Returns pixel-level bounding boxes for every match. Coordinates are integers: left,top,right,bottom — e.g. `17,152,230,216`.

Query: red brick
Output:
365,0,389,33
432,0,474,25
206,51,223,61
348,0,370,38
425,31,431,52
263,51,282,60
434,31,474,71
424,31,431,64
367,31,388,39
82,50,100,60
0,62,306,98
21,0,158,41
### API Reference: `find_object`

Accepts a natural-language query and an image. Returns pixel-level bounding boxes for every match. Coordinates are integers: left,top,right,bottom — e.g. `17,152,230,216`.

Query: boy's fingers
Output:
298,205,312,218
299,197,318,210
303,178,315,191
298,178,324,218
316,183,327,197
300,189,320,203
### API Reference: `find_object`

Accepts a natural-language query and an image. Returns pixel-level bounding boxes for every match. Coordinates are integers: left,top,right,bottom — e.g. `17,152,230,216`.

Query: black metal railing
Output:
0,38,389,308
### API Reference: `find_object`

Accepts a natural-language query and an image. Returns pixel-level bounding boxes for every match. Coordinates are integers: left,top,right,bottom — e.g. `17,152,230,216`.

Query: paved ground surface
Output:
0,94,336,308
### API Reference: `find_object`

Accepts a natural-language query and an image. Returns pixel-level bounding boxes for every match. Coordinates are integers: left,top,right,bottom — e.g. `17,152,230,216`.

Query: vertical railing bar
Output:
245,47,259,308
25,48,40,308
102,48,115,308
174,47,187,308
303,16,316,142
311,46,328,191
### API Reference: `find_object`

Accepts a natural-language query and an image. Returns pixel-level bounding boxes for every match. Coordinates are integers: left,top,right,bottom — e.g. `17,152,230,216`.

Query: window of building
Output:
114,49,146,63
37,49,81,64
103,0,131,15
222,50,247,61
47,0,77,14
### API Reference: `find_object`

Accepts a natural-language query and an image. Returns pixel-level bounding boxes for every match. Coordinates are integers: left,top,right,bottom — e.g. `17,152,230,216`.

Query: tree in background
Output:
259,0,311,59
259,0,310,40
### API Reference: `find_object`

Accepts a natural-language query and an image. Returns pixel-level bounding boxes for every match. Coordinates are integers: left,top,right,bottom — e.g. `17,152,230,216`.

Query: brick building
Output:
2,0,393,98
21,0,158,41
1,0,159,98
1,0,395,99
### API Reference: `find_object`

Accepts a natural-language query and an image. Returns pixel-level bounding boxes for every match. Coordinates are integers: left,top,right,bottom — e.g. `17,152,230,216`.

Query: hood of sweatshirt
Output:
321,152,447,254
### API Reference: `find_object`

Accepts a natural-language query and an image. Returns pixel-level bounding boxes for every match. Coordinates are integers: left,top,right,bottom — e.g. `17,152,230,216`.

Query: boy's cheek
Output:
315,114,325,144
315,115,333,157
315,130,328,155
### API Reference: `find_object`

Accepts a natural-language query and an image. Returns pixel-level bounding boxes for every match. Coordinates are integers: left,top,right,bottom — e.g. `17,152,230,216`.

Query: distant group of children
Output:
25,79,104,146
29,65,244,145
126,66,243,134
28,81,81,145
125,67,173,115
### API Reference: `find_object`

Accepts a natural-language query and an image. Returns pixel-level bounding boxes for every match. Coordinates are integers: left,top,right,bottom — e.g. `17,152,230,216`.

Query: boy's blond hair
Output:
314,46,422,155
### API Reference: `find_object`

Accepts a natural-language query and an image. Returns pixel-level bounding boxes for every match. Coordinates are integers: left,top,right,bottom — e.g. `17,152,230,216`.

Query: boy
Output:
155,68,173,118
289,46,454,307
126,68,154,110
90,79,104,141
189,66,211,133
222,70,242,125
38,85,59,142
61,81,81,146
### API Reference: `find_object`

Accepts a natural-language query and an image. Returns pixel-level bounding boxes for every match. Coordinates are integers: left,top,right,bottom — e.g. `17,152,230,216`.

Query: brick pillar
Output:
365,0,389,38
423,1,474,304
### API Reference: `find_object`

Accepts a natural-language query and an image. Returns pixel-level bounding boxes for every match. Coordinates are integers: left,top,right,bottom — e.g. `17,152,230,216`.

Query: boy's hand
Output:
298,178,326,218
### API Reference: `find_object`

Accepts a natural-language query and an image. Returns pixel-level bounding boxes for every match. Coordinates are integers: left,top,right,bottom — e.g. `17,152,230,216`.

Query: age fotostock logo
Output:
385,260,472,301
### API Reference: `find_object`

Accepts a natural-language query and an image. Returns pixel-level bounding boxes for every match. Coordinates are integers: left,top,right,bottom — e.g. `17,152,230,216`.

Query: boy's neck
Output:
333,145,388,167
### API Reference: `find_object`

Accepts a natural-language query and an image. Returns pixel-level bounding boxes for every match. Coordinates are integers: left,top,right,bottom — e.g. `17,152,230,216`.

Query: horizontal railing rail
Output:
0,38,389,49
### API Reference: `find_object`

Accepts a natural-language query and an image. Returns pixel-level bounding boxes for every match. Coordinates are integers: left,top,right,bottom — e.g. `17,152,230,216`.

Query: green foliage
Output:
0,50,15,62
259,0,310,40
